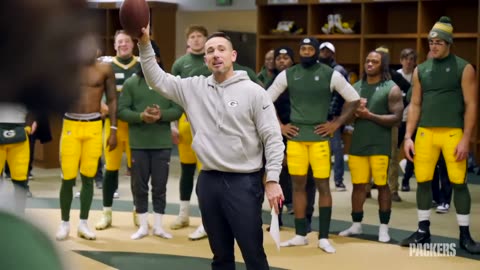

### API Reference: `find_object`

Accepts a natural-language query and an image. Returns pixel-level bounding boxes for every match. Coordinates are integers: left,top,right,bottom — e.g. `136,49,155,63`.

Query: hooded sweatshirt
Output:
138,42,284,182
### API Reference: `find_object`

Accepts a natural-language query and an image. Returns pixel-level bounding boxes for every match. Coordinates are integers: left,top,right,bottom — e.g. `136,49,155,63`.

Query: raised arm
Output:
356,85,403,127
266,70,288,102
138,26,187,107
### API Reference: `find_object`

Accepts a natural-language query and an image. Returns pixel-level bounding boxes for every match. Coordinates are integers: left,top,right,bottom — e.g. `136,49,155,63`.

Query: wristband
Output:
110,126,118,130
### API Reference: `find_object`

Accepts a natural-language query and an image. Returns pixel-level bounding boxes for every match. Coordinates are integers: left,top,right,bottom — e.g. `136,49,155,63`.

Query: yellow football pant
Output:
348,155,389,185
177,114,202,169
286,140,330,179
414,127,466,184
104,118,131,171
60,119,103,179
0,129,30,181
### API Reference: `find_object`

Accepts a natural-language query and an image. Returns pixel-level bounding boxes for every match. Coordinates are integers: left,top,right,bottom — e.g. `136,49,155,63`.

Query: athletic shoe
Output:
399,230,431,247
56,222,70,241
188,224,208,241
95,210,112,230
436,203,450,214
335,182,346,191
170,216,189,230
77,221,96,240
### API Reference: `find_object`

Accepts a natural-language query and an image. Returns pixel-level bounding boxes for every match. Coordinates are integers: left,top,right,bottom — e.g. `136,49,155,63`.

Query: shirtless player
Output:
56,33,118,241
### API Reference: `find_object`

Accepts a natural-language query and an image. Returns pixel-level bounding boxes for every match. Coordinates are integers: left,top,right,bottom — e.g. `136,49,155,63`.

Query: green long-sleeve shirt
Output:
118,75,183,149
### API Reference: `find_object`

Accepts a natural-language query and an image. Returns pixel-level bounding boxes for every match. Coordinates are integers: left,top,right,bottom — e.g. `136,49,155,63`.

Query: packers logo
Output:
227,100,239,107
429,31,438,38
3,130,16,138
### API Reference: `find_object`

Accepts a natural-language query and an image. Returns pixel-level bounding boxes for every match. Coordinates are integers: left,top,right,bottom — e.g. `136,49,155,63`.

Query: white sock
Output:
417,209,431,222
179,201,190,218
103,207,112,212
131,213,149,240
457,214,470,226
153,213,163,229
79,219,88,225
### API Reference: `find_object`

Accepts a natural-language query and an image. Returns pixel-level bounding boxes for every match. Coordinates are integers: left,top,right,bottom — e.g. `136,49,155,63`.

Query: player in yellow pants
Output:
0,108,32,213
56,34,117,241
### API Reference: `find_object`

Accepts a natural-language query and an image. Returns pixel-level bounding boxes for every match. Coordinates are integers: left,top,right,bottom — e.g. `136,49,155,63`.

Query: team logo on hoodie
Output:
228,100,239,107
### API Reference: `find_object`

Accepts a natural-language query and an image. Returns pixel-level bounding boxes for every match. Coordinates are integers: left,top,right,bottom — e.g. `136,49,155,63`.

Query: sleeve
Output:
253,89,285,182
171,58,181,76
159,101,184,122
266,70,288,102
330,70,360,102
390,69,411,93
138,42,188,108
117,79,142,124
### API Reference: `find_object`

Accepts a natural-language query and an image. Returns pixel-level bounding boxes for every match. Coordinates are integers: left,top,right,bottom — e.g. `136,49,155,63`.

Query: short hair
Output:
114,30,133,41
206,32,234,49
400,48,417,61
185,25,208,39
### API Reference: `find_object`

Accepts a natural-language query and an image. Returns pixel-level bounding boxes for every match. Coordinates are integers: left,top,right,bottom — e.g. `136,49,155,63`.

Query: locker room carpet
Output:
3,154,480,270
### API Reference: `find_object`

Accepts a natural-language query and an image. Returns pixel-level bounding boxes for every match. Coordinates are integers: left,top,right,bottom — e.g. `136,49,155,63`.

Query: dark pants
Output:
132,149,171,214
28,133,35,174
330,128,344,183
432,154,452,205
197,170,269,270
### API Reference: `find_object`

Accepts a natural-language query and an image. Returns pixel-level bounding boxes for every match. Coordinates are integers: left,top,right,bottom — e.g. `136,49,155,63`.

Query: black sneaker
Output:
401,185,410,192
460,232,480,254
335,182,346,191
399,230,431,247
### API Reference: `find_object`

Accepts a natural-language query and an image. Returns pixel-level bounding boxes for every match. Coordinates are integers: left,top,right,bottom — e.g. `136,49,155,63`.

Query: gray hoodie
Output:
139,42,284,182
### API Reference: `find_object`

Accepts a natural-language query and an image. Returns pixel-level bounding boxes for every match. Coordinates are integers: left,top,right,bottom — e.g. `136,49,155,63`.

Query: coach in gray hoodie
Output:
138,27,284,270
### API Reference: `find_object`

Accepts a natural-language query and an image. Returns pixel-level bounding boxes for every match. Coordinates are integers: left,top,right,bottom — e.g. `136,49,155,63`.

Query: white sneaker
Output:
339,223,362,237
56,221,70,241
170,216,189,230
280,235,308,247
74,191,80,198
436,203,450,214
318,238,336,253
188,224,207,241
113,191,119,199
78,220,96,240
378,224,390,243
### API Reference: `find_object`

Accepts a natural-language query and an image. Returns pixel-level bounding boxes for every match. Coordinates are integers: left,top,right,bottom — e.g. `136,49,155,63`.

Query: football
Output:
119,0,150,38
